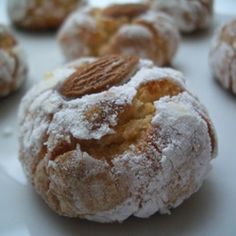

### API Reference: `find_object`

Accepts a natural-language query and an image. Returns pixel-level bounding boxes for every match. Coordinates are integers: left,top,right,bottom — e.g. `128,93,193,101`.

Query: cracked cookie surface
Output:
19,55,217,222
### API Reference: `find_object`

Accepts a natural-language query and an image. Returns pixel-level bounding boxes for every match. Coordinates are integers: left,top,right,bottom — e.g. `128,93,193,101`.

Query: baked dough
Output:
19,55,217,223
57,4,180,66
0,24,27,97
146,0,214,33
209,19,236,94
7,0,84,30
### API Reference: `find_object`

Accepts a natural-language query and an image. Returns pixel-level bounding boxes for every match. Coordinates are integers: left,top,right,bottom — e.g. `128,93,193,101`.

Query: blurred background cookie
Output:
209,19,236,94
0,24,27,97
58,3,180,66
7,0,85,30
19,55,217,223
146,0,214,33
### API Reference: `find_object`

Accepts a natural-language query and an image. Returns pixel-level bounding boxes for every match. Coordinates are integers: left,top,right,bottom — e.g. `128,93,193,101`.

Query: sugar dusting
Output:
19,57,217,222
85,91,214,222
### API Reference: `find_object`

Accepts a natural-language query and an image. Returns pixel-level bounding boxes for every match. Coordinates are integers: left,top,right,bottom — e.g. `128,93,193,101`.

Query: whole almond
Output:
59,55,139,99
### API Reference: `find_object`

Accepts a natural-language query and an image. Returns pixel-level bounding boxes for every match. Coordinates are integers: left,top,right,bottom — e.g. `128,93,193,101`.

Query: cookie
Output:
209,19,236,94
147,0,214,33
7,0,84,30
19,55,217,223
0,24,27,97
57,4,180,66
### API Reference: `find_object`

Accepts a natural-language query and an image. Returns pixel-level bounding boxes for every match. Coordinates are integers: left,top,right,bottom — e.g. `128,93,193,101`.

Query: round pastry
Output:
209,19,236,94
146,0,214,33
7,0,84,30
57,4,180,66
0,24,27,97
19,55,217,223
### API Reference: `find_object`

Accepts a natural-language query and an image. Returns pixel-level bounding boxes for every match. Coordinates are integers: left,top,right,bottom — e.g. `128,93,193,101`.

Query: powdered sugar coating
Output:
19,57,217,222
209,19,236,94
84,92,214,222
0,25,27,97
147,0,213,33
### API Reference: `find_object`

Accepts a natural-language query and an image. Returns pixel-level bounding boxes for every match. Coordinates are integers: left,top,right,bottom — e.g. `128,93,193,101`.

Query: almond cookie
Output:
57,4,180,66
19,55,217,223
146,0,214,33
0,24,27,97
209,19,236,94
7,0,84,30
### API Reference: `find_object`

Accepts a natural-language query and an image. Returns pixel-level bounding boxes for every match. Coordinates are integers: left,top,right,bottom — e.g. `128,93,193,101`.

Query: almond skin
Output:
59,55,139,99
102,4,149,19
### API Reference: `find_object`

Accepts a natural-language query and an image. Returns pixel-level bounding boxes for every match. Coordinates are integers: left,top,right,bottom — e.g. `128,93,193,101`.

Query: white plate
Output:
0,0,236,235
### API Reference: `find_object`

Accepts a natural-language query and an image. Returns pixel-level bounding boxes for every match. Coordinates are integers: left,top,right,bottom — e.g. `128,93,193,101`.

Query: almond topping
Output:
59,55,139,99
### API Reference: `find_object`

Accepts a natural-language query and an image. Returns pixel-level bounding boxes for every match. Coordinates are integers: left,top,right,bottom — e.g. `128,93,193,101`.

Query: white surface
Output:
0,0,236,235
